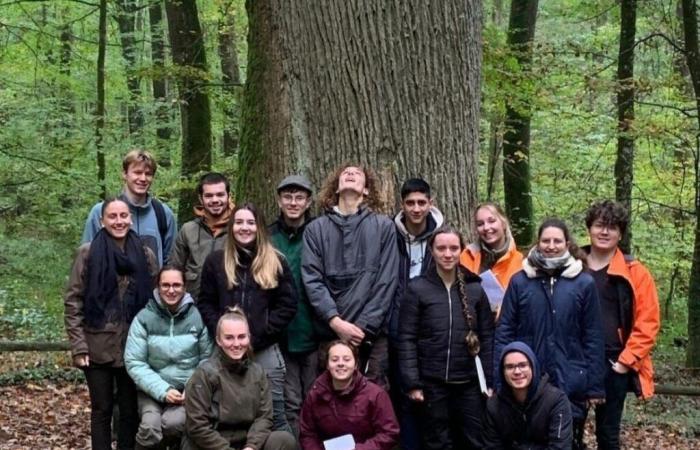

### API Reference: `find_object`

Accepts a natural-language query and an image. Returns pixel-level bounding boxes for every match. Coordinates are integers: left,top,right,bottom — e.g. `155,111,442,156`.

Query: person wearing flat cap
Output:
268,174,318,438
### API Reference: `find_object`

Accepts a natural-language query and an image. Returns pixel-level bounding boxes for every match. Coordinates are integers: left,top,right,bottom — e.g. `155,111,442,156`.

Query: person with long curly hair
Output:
302,164,399,389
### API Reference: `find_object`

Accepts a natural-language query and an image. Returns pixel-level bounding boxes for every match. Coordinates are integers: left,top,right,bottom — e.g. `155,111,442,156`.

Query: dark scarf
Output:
84,228,152,329
480,234,511,272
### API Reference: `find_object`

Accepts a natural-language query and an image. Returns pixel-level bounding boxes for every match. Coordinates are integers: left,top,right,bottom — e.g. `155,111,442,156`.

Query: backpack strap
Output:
151,198,168,251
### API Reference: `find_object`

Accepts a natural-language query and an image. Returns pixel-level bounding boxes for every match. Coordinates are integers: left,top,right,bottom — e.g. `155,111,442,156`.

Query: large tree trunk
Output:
239,1,483,232
95,0,108,200
681,0,700,368
614,0,636,254
149,0,172,163
217,0,242,157
165,0,213,223
115,0,144,137
502,0,538,247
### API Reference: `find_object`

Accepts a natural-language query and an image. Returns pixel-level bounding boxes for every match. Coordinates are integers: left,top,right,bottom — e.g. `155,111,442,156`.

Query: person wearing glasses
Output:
483,341,572,449
125,266,212,449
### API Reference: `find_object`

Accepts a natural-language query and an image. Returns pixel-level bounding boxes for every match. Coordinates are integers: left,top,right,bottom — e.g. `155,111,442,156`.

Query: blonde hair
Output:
224,203,283,290
122,149,157,174
472,202,513,246
216,306,254,357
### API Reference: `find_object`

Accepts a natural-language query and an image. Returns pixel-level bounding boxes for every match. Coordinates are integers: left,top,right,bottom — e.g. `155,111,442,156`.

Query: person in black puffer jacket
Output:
398,225,494,450
483,341,573,450
198,203,297,433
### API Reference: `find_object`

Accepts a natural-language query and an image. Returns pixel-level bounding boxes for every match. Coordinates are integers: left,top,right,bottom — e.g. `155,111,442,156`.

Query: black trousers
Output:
84,365,138,450
595,366,630,450
419,379,485,450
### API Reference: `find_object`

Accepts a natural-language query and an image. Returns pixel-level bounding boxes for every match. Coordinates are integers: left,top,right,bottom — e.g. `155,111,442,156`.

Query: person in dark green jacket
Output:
268,174,318,437
125,266,212,449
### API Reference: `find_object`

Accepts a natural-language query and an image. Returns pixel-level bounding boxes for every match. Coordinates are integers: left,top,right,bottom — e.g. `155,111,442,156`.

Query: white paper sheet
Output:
324,434,356,450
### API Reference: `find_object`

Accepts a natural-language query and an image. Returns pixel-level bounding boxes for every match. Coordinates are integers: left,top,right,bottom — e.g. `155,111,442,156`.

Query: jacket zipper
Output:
170,316,174,337
550,276,556,296
241,270,248,311
557,412,563,438
445,286,453,381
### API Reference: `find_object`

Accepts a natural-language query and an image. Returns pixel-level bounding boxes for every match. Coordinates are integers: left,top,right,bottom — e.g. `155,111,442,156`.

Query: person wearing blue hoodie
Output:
82,149,177,267
125,266,212,449
483,341,573,450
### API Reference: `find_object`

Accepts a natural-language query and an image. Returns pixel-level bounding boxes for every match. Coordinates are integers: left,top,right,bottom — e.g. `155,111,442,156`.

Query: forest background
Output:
1,0,700,447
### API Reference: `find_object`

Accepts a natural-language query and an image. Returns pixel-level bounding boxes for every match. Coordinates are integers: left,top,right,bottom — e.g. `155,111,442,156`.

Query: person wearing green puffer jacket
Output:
125,266,212,450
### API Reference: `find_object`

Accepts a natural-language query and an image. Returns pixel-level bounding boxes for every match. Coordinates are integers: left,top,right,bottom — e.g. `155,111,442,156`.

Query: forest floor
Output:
0,350,698,449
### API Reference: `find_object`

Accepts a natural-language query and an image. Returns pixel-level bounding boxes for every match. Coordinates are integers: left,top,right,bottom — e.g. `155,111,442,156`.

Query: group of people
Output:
63,149,660,450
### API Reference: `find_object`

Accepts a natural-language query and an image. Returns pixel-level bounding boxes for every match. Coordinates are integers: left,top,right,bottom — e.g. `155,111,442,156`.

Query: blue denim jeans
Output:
254,344,291,433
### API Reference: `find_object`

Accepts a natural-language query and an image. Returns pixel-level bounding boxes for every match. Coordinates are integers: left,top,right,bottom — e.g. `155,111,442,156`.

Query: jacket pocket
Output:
84,328,119,365
565,363,588,400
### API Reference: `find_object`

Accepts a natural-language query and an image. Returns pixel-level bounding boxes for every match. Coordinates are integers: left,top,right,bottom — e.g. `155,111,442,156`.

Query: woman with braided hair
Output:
397,225,494,449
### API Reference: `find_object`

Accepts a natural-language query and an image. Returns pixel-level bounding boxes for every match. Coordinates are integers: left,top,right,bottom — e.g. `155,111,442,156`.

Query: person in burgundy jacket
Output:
299,341,399,450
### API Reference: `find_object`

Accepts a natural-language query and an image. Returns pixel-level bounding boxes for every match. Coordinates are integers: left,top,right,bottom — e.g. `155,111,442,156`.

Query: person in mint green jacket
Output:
125,266,212,449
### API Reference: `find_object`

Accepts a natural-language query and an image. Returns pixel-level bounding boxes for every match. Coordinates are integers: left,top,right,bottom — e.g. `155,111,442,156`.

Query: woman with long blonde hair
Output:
199,202,297,432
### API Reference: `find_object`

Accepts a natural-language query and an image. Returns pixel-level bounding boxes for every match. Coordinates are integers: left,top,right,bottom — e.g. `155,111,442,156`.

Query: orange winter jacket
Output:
460,241,524,290
605,248,660,399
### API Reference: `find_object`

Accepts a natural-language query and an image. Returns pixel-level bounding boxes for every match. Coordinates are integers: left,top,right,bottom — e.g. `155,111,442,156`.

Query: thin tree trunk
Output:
240,1,483,232
164,0,213,224
115,0,144,137
149,0,172,162
96,0,108,200
614,0,636,254
486,0,506,201
680,0,700,368
217,0,242,157
502,0,538,247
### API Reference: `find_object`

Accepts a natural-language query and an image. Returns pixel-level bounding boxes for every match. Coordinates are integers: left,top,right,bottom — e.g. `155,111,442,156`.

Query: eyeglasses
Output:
281,194,308,204
160,283,184,291
504,362,530,372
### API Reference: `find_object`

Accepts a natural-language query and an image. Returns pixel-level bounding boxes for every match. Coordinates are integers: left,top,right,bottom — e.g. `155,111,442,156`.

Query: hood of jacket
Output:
393,206,444,241
522,250,583,279
150,289,195,317
314,369,368,402
498,341,541,400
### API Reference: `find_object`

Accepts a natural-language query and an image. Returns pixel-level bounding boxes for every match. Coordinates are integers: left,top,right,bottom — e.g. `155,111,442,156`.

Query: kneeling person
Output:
483,341,573,449
183,308,296,450
125,266,212,449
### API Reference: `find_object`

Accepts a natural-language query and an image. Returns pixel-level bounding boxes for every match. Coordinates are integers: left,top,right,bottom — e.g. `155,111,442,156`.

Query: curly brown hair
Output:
317,163,384,211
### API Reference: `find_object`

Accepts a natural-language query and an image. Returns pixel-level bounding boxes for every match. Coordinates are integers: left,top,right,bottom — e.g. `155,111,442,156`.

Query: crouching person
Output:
125,266,212,449
483,341,573,449
182,307,297,450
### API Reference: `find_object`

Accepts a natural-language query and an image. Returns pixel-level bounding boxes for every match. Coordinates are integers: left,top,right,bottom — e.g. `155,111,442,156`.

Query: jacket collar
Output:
522,254,582,279
272,214,312,238
393,207,444,241
425,262,481,286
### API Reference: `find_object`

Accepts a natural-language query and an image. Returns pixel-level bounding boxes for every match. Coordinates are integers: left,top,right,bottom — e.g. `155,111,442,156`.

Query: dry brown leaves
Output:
0,382,90,449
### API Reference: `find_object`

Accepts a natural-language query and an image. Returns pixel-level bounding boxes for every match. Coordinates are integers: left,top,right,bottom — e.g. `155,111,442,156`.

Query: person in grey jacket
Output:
169,172,233,300
125,266,212,449
302,164,399,389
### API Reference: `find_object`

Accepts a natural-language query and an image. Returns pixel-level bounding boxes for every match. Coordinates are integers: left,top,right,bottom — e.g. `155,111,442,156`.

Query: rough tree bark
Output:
614,0,636,254
96,0,108,200
115,0,144,137
149,0,172,161
164,0,213,223
217,0,242,157
681,0,700,368
239,1,483,232
502,0,538,247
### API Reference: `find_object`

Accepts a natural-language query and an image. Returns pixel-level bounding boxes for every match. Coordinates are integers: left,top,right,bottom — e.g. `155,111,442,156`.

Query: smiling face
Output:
216,318,251,361
431,232,462,273
337,166,367,196
232,208,257,247
503,351,533,393
158,269,185,311
538,226,568,258
277,189,311,222
588,220,621,253
327,343,356,386
200,182,229,218
101,200,132,241
475,206,507,249
121,161,154,200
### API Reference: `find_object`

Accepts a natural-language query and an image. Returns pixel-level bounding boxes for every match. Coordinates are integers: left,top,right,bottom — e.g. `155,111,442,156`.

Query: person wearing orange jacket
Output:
460,202,523,319
584,200,660,450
